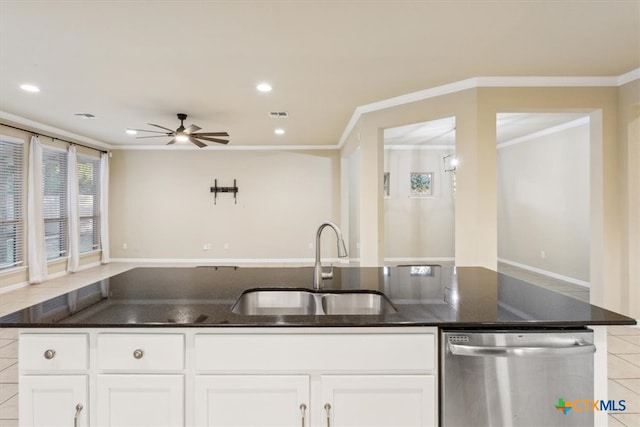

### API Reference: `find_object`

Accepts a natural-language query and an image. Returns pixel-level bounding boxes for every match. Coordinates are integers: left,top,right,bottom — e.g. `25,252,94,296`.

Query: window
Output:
0,137,24,269
77,156,100,253
42,148,67,260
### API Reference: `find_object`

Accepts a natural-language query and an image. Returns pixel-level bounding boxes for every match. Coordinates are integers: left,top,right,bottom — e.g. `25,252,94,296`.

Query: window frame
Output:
77,154,101,254
0,134,25,271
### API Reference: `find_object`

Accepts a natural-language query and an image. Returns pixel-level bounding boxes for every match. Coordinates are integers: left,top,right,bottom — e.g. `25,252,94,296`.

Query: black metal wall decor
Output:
210,179,239,204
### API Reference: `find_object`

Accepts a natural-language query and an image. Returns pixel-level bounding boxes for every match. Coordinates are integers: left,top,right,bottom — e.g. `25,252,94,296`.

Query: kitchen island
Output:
1,266,635,426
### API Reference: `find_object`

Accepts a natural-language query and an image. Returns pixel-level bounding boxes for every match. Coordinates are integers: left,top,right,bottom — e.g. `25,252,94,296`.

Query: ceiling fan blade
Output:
192,132,229,137
136,135,171,139
129,128,170,134
148,123,176,133
189,136,207,148
166,138,176,145
184,124,201,134
196,136,229,145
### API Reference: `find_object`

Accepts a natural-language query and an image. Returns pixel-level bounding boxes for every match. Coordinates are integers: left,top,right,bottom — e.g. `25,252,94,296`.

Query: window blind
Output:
0,137,24,269
77,156,101,253
42,147,68,260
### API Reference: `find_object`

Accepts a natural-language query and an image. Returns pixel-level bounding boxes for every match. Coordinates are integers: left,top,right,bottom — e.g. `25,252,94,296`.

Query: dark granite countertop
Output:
0,266,635,328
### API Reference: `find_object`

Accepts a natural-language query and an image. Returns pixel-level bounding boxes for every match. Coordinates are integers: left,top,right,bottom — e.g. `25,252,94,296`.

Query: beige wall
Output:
108,149,341,261
341,85,637,316
383,148,455,260
618,80,640,319
497,122,590,282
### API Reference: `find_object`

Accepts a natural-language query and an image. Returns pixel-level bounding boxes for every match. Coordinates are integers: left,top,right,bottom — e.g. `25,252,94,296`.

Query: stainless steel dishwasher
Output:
441,329,595,427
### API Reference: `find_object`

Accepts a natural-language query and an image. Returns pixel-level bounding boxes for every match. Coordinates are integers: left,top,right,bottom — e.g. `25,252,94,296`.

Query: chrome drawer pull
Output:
133,349,144,359
74,403,83,427
44,349,56,359
324,403,331,427
300,403,307,427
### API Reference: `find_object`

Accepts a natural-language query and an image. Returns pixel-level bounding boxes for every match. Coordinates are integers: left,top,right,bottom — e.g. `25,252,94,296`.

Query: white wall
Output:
109,149,341,261
497,120,590,283
383,148,455,260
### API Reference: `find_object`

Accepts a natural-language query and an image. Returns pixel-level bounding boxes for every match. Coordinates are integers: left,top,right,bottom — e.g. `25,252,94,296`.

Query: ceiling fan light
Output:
176,134,189,143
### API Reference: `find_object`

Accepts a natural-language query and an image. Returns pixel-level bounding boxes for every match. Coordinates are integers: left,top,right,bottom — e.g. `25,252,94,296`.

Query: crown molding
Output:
337,68,640,149
0,110,113,150
114,144,338,151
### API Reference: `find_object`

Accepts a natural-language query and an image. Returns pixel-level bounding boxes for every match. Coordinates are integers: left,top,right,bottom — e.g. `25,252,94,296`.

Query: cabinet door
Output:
195,375,309,427
320,375,436,427
96,375,183,427
20,375,87,427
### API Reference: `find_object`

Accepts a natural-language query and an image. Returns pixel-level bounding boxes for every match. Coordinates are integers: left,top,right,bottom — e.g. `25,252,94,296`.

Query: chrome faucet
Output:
314,221,348,289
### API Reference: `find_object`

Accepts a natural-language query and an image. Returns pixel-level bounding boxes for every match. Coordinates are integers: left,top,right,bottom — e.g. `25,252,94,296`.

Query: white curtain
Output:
67,145,80,272
100,152,110,263
27,135,47,284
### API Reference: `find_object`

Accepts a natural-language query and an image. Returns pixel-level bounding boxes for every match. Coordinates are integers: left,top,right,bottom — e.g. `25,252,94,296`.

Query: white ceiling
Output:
0,1,638,149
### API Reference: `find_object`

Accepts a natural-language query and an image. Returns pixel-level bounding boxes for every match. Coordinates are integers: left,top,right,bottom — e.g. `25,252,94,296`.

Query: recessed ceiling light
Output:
126,129,137,135
256,82,272,93
73,113,96,119
20,84,40,93
274,128,285,135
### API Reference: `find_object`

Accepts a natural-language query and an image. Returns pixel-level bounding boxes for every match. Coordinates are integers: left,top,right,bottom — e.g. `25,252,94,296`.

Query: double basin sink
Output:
232,288,397,316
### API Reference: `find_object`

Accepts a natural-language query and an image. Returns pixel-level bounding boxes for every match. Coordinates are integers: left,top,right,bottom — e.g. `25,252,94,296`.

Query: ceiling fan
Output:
131,113,229,147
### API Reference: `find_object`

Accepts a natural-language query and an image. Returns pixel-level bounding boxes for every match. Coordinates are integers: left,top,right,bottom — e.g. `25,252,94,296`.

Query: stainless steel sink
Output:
321,292,396,315
231,289,317,315
231,288,396,316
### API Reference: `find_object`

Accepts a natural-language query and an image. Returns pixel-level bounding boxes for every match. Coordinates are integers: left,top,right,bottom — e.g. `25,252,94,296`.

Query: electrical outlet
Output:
540,250,546,259
122,243,128,250
224,243,229,250
203,243,212,251
308,243,313,249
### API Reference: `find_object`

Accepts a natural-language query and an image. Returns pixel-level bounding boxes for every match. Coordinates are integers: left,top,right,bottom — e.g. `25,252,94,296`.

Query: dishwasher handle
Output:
449,340,595,357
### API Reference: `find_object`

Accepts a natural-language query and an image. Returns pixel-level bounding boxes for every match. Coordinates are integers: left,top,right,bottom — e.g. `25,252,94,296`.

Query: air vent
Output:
448,336,469,343
73,112,96,119
269,111,288,118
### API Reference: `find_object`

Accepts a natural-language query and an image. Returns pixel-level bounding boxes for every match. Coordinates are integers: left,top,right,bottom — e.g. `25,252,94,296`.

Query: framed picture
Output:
383,172,390,197
410,172,434,197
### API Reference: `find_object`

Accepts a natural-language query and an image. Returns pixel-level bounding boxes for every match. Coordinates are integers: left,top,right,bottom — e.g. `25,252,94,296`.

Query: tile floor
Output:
0,263,638,426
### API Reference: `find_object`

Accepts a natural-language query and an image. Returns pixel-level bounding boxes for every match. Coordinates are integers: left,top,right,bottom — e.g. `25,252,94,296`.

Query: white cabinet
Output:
19,375,87,427
194,375,309,426
19,333,89,427
19,327,437,427
321,375,436,427
96,374,184,427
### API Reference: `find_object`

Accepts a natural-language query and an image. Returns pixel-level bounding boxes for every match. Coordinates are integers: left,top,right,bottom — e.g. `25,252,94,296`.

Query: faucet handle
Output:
321,264,334,280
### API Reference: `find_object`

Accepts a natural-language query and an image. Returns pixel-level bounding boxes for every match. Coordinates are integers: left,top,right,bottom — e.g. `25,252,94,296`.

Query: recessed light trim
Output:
256,82,272,93
126,129,137,135
274,128,285,135
20,84,40,93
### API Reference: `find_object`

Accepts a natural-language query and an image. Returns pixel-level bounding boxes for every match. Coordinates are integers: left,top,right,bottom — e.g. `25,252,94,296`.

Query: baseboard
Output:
498,258,590,288
108,257,349,265
384,257,454,264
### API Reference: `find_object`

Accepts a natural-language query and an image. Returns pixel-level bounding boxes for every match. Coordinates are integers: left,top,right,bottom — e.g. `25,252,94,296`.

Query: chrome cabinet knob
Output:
44,349,56,359
133,349,144,359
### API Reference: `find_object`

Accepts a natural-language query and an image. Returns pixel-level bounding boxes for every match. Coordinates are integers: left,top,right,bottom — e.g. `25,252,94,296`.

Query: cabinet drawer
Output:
20,333,88,371
97,333,184,371
195,331,436,372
